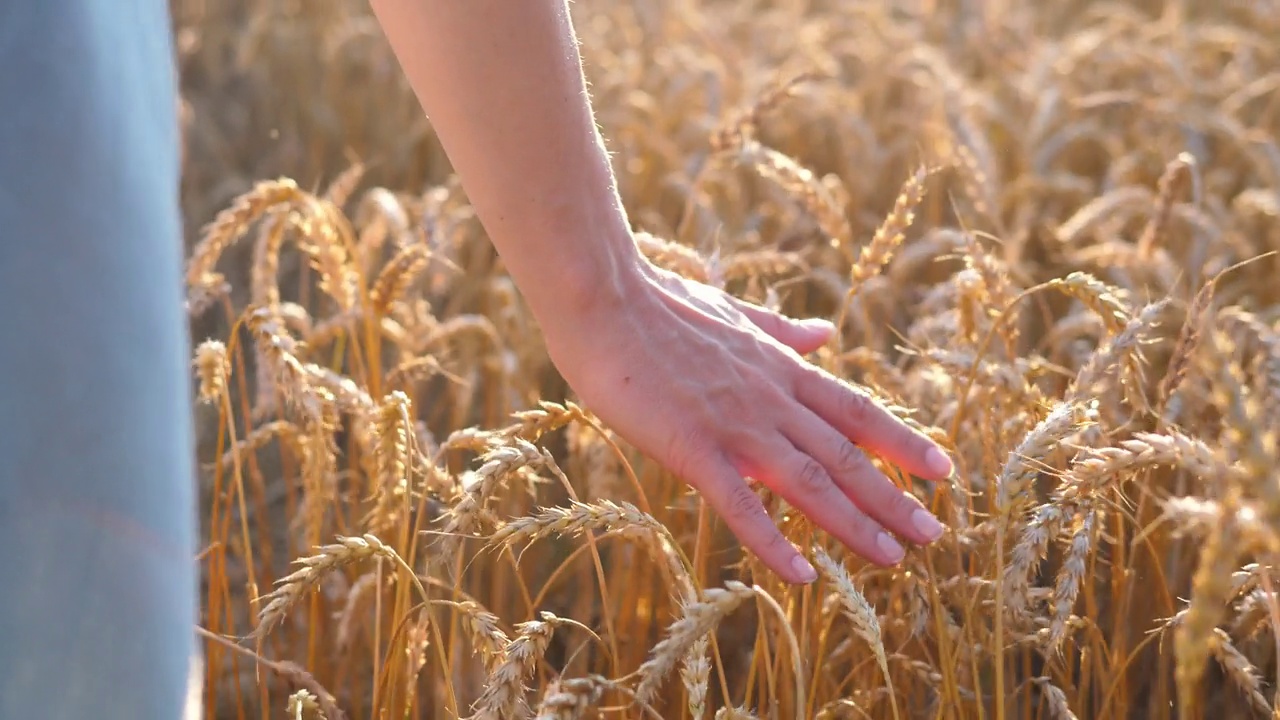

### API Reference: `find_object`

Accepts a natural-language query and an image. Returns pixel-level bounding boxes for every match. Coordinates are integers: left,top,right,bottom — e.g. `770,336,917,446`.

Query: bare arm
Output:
367,0,635,318
369,0,954,583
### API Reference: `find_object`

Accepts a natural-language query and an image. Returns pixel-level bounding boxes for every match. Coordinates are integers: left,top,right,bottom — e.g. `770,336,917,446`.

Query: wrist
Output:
522,225,648,327
485,171,646,323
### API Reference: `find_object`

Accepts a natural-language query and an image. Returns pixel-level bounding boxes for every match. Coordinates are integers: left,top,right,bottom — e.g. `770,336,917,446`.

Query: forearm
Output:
369,0,641,317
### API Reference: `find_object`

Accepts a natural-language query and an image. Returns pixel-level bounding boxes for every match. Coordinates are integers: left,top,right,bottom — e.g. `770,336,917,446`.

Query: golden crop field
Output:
176,0,1280,718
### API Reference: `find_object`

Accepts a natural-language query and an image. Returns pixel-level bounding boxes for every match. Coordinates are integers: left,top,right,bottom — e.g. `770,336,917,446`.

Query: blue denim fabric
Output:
0,2,198,718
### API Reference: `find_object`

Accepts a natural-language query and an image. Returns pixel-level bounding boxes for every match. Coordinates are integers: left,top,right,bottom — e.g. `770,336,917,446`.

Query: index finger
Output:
796,368,953,481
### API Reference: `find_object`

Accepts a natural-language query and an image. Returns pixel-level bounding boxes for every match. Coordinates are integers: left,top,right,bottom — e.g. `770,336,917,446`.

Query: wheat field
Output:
177,0,1280,718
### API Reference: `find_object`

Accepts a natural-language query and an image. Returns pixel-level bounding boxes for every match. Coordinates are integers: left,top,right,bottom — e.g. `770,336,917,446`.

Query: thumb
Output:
730,298,834,354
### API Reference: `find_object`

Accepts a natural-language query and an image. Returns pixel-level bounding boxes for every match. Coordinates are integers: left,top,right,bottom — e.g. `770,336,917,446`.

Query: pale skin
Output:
368,0,955,584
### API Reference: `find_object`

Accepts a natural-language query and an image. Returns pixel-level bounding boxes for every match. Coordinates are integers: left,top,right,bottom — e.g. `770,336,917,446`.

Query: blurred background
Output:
176,1,1280,718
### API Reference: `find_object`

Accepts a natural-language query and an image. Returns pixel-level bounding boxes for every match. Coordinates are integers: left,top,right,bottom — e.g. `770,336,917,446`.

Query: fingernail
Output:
876,532,905,564
911,507,944,542
925,447,953,477
792,555,819,583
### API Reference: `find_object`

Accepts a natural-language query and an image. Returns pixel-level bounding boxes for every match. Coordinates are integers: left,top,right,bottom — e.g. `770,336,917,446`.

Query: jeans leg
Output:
0,2,198,718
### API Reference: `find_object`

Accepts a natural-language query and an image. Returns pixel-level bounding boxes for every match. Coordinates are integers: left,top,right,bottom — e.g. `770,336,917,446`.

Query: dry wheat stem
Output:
633,581,756,705
181,3,1280,717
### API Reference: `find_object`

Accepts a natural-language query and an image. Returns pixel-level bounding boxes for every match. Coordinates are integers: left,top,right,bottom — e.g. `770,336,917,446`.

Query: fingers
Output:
728,297,833,355
688,449,819,584
797,369,953,481
742,436,907,567
783,406,945,547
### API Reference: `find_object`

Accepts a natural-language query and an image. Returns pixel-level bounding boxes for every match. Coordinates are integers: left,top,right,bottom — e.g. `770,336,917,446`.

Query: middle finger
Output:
783,405,945,547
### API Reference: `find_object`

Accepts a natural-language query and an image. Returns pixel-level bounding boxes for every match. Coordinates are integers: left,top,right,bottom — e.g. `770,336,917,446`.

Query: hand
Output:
539,256,954,584
363,0,953,580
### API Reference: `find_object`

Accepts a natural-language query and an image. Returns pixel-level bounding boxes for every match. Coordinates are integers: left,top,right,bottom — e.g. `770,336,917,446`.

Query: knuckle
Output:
840,385,880,426
727,484,766,522
667,423,713,481
761,527,791,553
755,310,783,334
860,521,889,550
887,488,923,520
724,423,773,452
843,504,880,542
759,390,796,417
795,458,830,494
833,441,870,478
910,432,937,458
